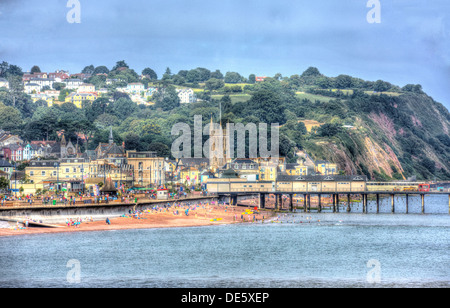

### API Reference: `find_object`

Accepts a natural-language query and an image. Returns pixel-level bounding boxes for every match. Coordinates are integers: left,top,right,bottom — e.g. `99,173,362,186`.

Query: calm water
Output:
0,196,449,288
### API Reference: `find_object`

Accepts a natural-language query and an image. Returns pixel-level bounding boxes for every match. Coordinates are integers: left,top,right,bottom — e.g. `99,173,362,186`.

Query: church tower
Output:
209,116,230,172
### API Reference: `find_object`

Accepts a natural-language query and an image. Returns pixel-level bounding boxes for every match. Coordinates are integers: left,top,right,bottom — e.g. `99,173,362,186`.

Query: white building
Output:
177,88,196,104
29,78,55,89
127,83,145,94
64,79,83,90
0,78,9,89
77,83,96,93
24,83,41,94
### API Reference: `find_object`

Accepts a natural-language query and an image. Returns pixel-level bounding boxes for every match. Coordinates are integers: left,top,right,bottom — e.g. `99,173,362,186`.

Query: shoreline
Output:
0,205,273,238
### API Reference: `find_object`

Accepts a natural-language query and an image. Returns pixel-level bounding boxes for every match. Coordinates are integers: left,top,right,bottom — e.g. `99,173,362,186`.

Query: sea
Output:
0,195,448,288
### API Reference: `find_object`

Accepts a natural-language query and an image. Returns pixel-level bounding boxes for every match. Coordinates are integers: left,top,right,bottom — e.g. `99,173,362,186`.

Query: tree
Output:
0,61,9,78
205,78,225,91
147,142,171,158
142,68,158,80
31,66,41,74
317,123,342,137
112,60,129,71
154,86,180,111
0,176,9,191
0,103,22,131
124,132,141,150
186,69,201,83
195,67,211,82
6,76,24,108
374,80,391,92
335,75,353,89
211,70,224,80
224,72,244,84
93,66,110,75
248,74,256,84
111,97,138,118
245,89,287,124
82,65,95,75
53,82,66,91
5,65,23,77
301,67,322,78
74,119,97,152
172,75,186,85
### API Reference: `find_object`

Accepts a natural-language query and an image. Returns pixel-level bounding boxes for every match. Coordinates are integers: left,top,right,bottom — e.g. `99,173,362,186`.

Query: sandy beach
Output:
0,204,272,237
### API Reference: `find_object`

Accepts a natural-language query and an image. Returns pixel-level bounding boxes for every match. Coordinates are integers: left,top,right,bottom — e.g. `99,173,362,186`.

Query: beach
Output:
0,203,272,237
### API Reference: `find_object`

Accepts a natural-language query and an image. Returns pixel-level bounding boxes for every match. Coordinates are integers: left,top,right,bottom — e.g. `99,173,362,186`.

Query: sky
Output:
0,0,449,109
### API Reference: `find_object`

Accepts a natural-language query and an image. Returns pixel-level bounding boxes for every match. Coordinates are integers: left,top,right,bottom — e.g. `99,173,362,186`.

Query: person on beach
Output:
106,218,111,225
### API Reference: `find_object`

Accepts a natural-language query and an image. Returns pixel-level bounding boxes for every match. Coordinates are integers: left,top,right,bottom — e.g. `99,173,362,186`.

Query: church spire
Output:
61,133,67,147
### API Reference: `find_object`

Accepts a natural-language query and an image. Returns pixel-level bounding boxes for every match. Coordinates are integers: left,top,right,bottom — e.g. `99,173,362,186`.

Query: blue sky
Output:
0,0,449,109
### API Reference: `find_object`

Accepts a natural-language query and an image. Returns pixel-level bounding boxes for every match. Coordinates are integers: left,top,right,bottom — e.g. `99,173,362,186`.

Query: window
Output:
30,171,34,176
65,168,70,173
41,171,46,176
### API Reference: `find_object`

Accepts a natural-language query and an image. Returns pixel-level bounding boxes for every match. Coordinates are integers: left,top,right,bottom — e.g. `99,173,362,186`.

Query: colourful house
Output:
315,160,338,175
65,93,97,108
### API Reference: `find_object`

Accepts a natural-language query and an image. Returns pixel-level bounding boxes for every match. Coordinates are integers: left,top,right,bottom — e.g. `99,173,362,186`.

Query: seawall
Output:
0,197,217,224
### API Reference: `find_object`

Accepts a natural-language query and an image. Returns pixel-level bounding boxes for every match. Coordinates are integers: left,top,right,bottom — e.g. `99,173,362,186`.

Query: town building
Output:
0,130,23,148
177,88,196,104
64,79,83,90
126,151,165,187
28,78,55,89
127,83,145,94
65,92,97,108
77,83,96,93
24,83,41,94
314,160,338,175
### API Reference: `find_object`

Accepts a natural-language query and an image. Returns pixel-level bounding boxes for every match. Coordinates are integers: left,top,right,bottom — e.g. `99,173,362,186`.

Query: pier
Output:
226,191,450,214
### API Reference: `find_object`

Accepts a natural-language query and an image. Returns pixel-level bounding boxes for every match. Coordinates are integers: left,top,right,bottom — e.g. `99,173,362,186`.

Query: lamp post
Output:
13,162,17,198
79,163,85,194
54,162,60,194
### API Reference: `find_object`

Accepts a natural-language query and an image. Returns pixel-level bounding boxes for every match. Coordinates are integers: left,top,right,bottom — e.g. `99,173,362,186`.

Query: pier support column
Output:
303,194,307,213
318,194,322,213
307,194,311,213
347,194,351,213
274,194,279,210
289,194,294,212
405,194,409,214
391,194,395,214
332,194,336,213
363,194,367,214
376,194,380,214
421,194,425,214
259,193,266,209
336,194,340,213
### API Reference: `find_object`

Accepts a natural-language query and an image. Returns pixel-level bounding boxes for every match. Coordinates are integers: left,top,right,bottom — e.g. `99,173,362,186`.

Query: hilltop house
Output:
77,83,96,93
127,83,145,94
0,130,23,148
177,88,196,104
0,78,9,89
65,92,97,108
28,78,55,89
64,79,83,90
24,83,41,94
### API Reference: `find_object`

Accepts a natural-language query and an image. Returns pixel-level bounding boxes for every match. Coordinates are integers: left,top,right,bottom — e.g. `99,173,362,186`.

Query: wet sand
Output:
0,205,272,237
